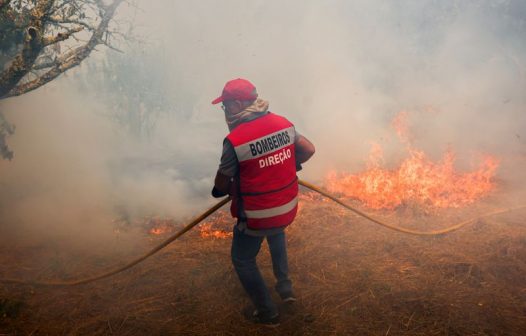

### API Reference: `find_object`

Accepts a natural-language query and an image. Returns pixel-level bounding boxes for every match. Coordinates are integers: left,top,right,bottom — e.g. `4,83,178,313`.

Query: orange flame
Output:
199,223,232,239
391,110,412,144
145,211,233,239
325,111,499,210
149,226,171,235
146,217,175,235
198,210,232,239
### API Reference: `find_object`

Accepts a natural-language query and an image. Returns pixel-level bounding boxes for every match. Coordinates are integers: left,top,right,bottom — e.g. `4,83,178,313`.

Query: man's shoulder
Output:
268,112,294,126
227,112,295,143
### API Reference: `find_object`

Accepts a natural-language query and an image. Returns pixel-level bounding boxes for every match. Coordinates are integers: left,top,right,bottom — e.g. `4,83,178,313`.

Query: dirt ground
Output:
1,187,525,335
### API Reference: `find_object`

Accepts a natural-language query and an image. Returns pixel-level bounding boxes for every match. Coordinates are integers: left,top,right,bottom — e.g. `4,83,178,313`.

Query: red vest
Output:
226,112,298,230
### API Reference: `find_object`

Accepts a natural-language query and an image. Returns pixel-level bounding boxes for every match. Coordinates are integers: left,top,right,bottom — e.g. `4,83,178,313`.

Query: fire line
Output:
1,180,525,287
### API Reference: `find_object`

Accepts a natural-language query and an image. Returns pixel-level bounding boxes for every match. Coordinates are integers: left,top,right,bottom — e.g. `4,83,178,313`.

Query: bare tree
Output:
0,0,124,98
0,0,125,159
84,46,174,141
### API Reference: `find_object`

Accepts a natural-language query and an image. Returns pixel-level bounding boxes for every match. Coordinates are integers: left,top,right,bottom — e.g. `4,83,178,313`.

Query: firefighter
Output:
211,78,315,327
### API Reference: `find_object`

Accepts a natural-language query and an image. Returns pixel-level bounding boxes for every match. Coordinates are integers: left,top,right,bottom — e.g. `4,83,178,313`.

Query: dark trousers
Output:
231,225,292,317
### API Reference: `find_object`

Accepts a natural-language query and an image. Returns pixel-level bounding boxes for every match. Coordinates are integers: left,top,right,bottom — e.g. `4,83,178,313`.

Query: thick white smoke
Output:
1,0,525,243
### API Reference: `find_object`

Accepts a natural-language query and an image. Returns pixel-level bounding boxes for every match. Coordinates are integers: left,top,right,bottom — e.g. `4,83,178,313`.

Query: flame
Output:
391,110,412,144
198,210,232,239
325,111,499,210
149,226,171,235
146,217,175,235
199,223,232,239
144,211,233,239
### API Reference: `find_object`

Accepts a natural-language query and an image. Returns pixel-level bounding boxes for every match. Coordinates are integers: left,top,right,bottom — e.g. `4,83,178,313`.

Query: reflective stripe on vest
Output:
244,196,298,219
234,126,295,162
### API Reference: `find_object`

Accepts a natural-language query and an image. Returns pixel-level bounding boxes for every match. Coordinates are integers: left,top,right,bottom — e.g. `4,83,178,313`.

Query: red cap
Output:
211,78,258,104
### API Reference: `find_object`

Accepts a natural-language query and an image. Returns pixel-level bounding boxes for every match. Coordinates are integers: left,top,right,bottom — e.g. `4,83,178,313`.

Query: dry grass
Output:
1,188,525,335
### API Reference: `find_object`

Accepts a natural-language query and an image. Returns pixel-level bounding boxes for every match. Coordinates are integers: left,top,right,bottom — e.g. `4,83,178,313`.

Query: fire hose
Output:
1,179,525,287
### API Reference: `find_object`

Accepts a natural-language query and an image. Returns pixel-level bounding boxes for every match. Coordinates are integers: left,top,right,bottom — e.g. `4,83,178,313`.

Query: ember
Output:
146,217,176,235
149,226,171,235
143,210,233,239
325,111,499,210
198,210,232,239
199,223,232,239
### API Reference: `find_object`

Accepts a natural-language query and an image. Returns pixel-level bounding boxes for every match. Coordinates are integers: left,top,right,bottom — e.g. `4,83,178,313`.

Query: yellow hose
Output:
1,180,524,286
298,180,526,235
1,197,231,286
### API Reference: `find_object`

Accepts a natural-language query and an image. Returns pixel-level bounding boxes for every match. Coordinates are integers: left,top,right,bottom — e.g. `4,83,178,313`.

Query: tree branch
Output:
42,26,83,46
0,0,54,98
48,17,96,31
2,0,124,99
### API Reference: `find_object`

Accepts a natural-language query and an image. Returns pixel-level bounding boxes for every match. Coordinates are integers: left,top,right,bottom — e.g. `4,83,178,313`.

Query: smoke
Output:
1,0,526,244
136,0,526,174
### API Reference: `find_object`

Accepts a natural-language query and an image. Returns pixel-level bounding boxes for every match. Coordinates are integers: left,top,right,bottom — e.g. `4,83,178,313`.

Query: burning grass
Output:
1,186,525,335
141,211,233,239
326,111,500,211
0,109,522,334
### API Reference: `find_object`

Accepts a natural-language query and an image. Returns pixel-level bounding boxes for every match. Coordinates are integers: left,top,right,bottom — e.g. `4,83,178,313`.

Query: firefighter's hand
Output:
296,161,303,172
211,186,227,198
213,171,231,197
